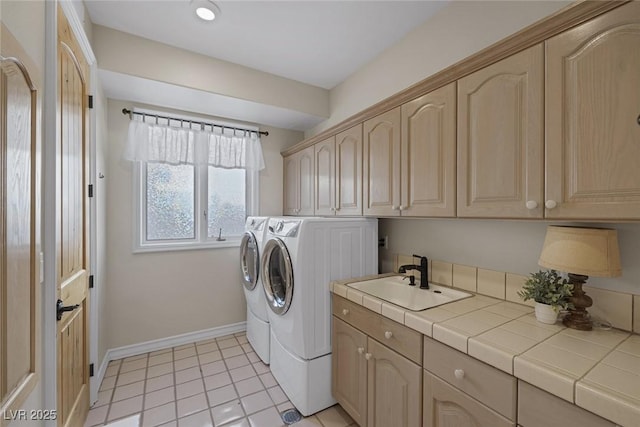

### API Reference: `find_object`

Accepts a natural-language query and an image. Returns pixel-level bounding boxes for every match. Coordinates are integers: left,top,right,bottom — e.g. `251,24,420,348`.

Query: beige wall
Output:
105,99,301,349
307,1,570,137
379,219,640,296
93,25,329,120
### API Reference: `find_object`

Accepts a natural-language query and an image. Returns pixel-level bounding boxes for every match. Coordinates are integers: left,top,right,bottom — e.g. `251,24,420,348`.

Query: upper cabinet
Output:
283,2,640,221
315,125,363,216
363,84,456,218
401,82,457,217
363,107,401,216
457,44,544,218
283,145,314,216
545,1,640,220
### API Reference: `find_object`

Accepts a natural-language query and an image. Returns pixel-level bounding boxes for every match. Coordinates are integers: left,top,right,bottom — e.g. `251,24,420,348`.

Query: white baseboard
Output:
94,322,246,396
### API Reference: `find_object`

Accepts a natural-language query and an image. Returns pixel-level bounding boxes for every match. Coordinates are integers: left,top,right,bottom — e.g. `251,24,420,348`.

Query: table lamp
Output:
538,226,621,331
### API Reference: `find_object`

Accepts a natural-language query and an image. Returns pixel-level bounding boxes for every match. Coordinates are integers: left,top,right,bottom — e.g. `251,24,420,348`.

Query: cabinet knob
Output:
454,369,465,380
545,200,557,209
525,200,538,210
330,207,336,212
365,353,372,360
357,347,364,355
391,205,398,210
399,205,405,211
384,331,393,339
342,309,349,316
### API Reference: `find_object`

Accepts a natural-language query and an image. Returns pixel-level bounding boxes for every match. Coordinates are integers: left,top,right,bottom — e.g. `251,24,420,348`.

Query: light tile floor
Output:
86,332,356,427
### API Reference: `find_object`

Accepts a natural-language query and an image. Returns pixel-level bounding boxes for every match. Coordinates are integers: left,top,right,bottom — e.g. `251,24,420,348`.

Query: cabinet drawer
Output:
424,370,515,427
333,295,422,364
424,336,517,420
518,381,615,427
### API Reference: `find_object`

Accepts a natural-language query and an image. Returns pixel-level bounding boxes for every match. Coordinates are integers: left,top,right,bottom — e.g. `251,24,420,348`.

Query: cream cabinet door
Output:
363,107,401,216
401,82,456,217
457,44,544,218
424,371,515,427
315,137,336,216
545,2,640,219
332,318,367,427
284,146,315,216
283,154,299,215
367,338,421,427
336,124,363,216
298,146,315,215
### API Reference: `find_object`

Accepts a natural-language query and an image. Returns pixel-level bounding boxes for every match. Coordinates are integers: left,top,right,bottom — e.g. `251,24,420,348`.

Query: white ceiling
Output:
84,0,447,90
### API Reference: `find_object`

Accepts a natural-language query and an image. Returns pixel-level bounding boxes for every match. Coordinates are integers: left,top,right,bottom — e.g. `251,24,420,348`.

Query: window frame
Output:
132,149,259,253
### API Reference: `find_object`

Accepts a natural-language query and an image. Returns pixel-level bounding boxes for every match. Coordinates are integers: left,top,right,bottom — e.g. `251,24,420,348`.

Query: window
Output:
131,111,260,252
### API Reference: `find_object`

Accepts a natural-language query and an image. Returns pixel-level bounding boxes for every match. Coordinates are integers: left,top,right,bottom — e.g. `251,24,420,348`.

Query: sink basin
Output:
346,276,472,311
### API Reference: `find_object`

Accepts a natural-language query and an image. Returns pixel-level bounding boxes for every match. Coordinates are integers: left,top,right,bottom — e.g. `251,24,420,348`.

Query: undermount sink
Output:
346,275,472,311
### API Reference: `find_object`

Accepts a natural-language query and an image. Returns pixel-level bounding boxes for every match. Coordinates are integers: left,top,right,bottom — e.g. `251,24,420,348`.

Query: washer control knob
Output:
384,331,393,339
276,221,285,232
454,369,465,380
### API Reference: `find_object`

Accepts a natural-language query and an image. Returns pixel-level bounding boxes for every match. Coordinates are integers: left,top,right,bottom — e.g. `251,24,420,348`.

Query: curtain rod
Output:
121,108,269,136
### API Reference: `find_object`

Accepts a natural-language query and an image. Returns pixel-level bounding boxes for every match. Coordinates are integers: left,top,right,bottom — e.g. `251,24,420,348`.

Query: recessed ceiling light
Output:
192,0,220,22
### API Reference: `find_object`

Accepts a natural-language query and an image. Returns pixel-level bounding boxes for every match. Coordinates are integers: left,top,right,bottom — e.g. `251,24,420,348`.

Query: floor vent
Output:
280,408,303,424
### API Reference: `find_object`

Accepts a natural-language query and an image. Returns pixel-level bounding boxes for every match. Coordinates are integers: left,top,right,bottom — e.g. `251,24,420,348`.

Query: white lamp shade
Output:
538,226,621,277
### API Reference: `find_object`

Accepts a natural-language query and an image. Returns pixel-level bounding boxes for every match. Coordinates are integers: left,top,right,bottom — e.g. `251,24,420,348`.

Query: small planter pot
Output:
535,302,558,324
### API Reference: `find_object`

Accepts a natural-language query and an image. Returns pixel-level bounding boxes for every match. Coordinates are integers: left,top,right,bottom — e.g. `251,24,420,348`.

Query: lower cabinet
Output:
424,371,514,427
332,295,422,427
518,381,616,427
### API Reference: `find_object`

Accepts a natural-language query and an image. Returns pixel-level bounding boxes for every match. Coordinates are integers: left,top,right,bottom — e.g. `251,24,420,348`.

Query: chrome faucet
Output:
398,254,429,289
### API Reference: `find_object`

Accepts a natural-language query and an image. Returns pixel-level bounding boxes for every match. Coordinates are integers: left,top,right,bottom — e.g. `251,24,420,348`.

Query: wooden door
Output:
332,318,367,426
401,83,456,217
423,371,514,427
457,44,544,218
545,2,640,219
367,338,421,427
0,25,39,424
314,137,335,216
335,124,362,216
363,107,401,216
297,145,315,216
283,154,299,215
57,8,90,427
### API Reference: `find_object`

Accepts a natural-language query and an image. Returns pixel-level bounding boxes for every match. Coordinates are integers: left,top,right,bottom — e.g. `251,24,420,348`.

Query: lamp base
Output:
562,274,592,331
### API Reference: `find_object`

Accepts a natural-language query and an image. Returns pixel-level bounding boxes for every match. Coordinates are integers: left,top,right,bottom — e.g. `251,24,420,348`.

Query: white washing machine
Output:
261,217,378,416
239,216,270,364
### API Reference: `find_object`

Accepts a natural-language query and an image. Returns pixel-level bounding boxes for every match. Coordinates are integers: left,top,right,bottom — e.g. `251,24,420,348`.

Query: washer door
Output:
240,232,259,290
261,238,294,315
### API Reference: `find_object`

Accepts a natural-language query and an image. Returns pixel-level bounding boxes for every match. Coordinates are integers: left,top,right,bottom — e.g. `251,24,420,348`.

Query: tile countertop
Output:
330,274,640,427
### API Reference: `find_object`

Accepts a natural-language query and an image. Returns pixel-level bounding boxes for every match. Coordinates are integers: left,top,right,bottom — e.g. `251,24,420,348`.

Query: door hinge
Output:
88,95,94,109
89,363,94,377
89,275,94,289
88,184,94,198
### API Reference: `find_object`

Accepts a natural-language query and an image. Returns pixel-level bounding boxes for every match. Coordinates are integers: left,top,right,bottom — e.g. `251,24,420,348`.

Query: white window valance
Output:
123,119,265,171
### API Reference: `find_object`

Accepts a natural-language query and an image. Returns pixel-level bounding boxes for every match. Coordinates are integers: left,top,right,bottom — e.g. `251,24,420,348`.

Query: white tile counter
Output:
330,275,639,427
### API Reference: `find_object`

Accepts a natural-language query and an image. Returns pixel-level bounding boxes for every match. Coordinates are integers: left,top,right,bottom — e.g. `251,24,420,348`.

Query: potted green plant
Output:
518,270,573,324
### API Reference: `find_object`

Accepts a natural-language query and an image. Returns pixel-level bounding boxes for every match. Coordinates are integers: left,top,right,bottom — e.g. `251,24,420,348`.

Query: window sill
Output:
133,238,241,254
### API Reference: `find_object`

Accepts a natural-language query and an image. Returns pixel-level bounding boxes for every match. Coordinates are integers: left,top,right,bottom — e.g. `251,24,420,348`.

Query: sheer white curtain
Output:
123,118,265,171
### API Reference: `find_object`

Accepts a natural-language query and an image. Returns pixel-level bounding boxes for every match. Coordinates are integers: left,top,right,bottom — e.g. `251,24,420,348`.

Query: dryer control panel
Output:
267,219,300,237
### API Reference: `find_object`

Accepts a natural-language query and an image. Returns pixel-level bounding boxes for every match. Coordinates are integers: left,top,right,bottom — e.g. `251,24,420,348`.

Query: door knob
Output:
57,299,80,321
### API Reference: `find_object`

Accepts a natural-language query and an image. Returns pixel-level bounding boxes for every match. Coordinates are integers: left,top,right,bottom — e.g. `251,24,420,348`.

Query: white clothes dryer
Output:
261,217,378,416
239,216,270,364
